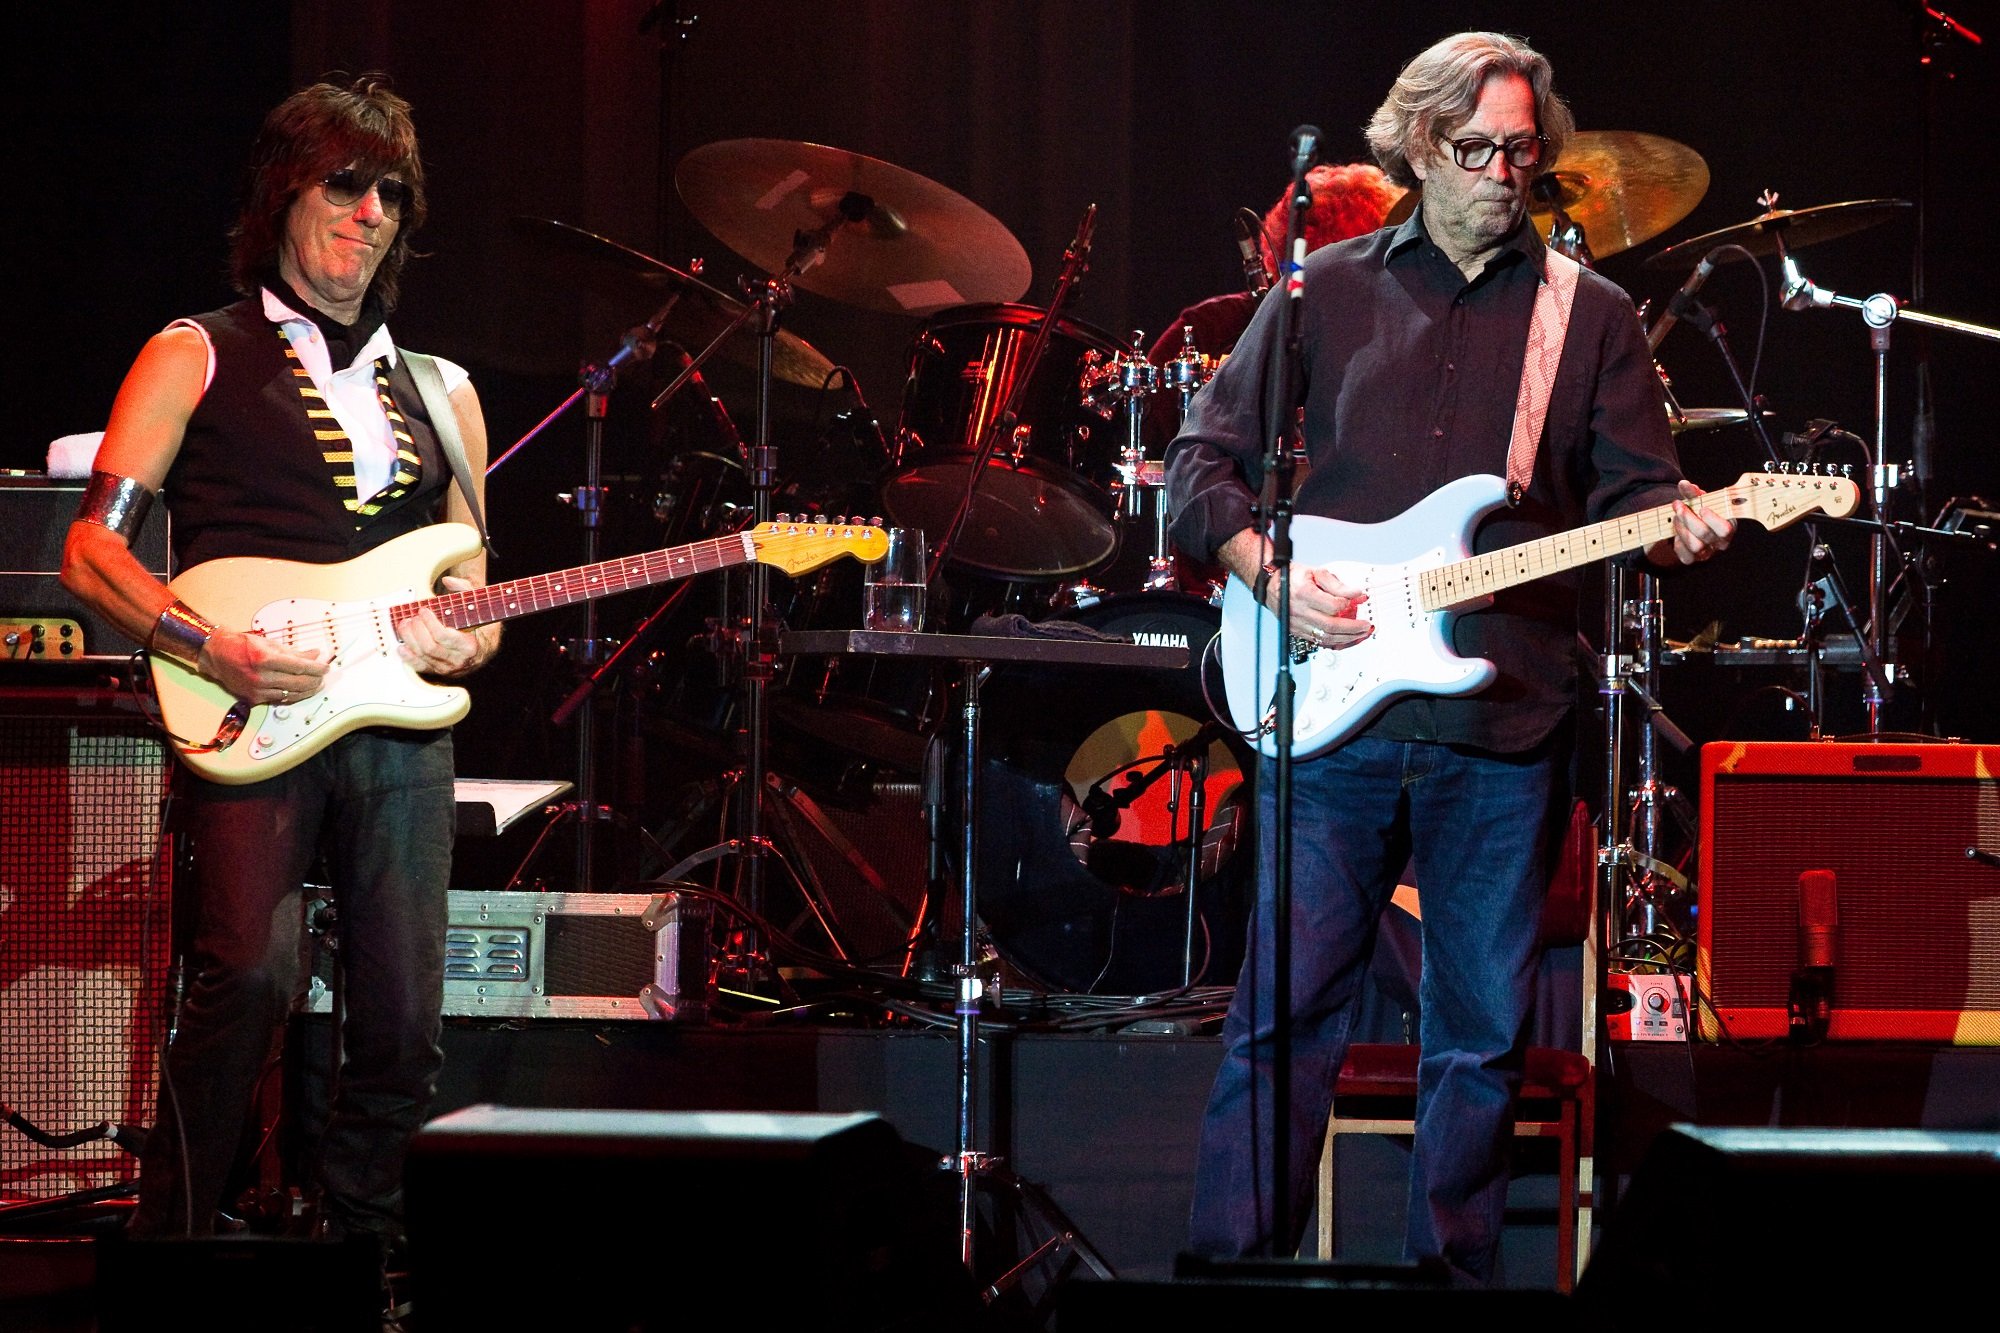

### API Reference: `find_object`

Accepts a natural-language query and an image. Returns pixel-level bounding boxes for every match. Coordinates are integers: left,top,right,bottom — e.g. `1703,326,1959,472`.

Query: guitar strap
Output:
1504,248,1582,505
402,349,495,556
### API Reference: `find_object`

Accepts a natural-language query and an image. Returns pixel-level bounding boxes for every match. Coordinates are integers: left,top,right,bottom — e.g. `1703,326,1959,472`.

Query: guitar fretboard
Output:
1418,474,1855,611
400,531,755,630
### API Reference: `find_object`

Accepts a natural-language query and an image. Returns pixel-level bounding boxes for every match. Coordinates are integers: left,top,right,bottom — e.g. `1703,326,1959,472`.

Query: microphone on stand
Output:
1789,867,1838,1041
1288,124,1320,177
1234,208,1271,295
1647,246,1724,353
667,343,746,464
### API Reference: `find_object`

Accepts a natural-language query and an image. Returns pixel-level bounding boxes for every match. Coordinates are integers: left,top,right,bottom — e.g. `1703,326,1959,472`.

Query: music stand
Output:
779,626,1182,1290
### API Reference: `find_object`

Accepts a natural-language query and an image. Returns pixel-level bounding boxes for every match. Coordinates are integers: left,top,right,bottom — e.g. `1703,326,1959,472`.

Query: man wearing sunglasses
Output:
1168,32,1732,1285
61,74,493,1310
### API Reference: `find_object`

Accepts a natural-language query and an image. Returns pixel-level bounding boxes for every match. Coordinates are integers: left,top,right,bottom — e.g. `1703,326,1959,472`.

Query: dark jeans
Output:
132,728,454,1239
1188,732,1564,1285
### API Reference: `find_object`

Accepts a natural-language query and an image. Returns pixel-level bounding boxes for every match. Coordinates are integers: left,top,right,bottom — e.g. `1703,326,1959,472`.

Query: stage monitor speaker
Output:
0,474,171,662
404,1106,977,1331
0,689,172,1201
1698,739,2000,1042
1575,1123,2000,1319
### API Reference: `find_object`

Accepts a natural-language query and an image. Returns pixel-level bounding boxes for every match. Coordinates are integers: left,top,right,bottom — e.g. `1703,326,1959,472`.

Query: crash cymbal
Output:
675,138,1032,316
1377,131,1706,260
510,216,836,389
1529,131,1709,259
1644,198,1912,271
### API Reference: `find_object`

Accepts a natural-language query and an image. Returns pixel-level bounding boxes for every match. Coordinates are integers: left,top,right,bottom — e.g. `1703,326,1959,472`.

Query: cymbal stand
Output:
1779,243,2000,734
645,215,841,990
488,298,686,892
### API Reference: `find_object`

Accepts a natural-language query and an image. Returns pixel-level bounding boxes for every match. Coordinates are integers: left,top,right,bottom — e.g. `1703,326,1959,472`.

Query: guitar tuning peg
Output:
776,511,793,523
869,515,884,527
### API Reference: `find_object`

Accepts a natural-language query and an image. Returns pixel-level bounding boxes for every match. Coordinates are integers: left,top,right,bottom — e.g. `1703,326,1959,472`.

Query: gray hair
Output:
1363,31,1574,188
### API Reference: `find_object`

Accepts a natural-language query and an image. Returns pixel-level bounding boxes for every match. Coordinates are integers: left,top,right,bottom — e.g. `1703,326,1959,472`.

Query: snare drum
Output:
883,303,1123,581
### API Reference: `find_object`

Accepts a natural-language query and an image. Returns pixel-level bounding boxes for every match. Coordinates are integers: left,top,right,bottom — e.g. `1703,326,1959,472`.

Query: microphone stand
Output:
927,204,1098,583
1263,127,1314,1255
1779,246,2000,734
488,294,685,893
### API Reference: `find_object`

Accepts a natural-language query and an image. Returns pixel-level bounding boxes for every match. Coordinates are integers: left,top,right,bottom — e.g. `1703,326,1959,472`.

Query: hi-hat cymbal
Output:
675,138,1032,316
1379,131,1707,260
510,216,836,388
1669,406,1753,434
1644,198,1912,271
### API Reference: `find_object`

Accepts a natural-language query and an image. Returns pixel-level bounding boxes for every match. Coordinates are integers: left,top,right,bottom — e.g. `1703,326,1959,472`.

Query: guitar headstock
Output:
750,518,891,575
1724,469,1861,531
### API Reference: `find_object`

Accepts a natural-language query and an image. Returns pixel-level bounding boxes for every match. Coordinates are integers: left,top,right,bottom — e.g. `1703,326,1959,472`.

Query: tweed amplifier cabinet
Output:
304,889,713,1021
1698,740,2000,1043
0,474,171,662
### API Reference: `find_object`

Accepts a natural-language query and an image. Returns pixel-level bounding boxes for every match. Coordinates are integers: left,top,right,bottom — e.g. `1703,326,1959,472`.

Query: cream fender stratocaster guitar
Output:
1220,470,1859,759
152,519,888,783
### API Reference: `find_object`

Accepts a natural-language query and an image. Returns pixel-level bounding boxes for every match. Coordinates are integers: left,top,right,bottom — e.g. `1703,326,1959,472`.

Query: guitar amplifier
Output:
1698,740,2000,1043
0,474,171,662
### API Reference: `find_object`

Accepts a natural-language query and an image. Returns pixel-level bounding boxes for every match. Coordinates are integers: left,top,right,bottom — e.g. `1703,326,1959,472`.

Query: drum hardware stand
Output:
641,208,858,994
1779,240,2000,735
485,298,691,892
1078,327,1180,596
928,204,1098,585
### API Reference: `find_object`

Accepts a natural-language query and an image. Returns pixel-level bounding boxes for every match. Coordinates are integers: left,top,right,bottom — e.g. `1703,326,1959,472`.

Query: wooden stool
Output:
1314,1042,1594,1291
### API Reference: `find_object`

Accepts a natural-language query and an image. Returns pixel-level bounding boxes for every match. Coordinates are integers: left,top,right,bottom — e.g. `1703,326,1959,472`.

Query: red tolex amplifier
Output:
1698,739,2000,1044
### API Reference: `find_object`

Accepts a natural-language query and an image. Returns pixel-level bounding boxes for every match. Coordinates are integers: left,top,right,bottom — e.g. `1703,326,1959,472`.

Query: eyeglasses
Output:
320,169,412,219
1443,134,1547,172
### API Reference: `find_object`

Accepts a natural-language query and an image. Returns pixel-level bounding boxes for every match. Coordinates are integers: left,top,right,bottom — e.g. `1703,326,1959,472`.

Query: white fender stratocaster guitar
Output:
151,518,888,784
1219,470,1859,760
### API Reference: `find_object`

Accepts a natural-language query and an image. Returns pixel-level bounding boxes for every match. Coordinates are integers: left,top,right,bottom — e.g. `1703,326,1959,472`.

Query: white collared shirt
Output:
171,291,468,503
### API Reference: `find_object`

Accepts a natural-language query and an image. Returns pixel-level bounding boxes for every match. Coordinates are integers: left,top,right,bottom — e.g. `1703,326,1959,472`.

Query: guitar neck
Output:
405,531,754,631
1419,484,1729,611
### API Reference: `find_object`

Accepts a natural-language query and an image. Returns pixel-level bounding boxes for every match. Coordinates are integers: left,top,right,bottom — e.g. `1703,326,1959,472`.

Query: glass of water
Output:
864,526,927,631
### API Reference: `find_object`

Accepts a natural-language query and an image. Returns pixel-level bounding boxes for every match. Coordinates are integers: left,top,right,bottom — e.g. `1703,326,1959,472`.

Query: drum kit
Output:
511,125,1980,996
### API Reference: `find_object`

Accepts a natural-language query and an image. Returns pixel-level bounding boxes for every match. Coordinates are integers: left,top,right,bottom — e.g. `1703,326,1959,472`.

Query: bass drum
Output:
974,591,1254,994
882,303,1123,582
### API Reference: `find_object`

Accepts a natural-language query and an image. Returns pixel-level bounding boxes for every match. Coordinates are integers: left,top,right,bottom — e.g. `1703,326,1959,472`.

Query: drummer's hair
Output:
1363,31,1574,189
228,72,428,309
1258,162,1402,267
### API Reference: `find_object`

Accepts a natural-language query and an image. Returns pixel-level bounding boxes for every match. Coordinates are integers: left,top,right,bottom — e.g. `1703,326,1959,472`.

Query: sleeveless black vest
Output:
165,296,449,570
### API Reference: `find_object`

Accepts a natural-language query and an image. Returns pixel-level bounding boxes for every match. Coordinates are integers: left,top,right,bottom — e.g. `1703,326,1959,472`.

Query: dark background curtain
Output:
14,1,1999,797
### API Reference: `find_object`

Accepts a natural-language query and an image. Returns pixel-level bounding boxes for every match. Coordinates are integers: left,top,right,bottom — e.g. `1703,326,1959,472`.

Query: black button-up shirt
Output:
1165,211,1685,752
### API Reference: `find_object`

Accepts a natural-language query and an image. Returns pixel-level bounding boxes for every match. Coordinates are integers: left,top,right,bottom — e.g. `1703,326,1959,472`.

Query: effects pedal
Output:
1607,971,1690,1042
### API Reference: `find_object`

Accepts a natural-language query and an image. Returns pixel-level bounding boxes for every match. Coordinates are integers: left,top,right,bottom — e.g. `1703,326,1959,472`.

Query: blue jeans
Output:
132,728,454,1239
1188,732,1564,1284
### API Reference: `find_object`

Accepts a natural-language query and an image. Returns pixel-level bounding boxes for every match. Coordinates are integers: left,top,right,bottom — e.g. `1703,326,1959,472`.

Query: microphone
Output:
1234,207,1271,295
1789,868,1838,1041
1289,124,1320,177
668,344,746,462
1646,246,1723,353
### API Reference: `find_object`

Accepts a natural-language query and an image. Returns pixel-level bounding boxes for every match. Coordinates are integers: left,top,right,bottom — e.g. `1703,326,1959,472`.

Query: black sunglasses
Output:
320,169,412,219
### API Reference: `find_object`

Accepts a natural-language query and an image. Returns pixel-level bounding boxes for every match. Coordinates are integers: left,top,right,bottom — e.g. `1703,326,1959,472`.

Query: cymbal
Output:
1529,131,1708,259
675,138,1032,316
1378,131,1708,260
1668,406,1752,434
1644,198,1912,271
509,216,836,389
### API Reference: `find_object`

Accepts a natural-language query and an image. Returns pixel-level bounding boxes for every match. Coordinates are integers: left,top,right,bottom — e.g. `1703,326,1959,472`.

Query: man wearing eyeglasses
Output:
1167,32,1732,1285
61,75,493,1302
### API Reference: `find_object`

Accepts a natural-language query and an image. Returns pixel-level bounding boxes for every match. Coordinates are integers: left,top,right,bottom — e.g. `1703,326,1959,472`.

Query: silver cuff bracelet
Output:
75,470,156,543
150,601,215,669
